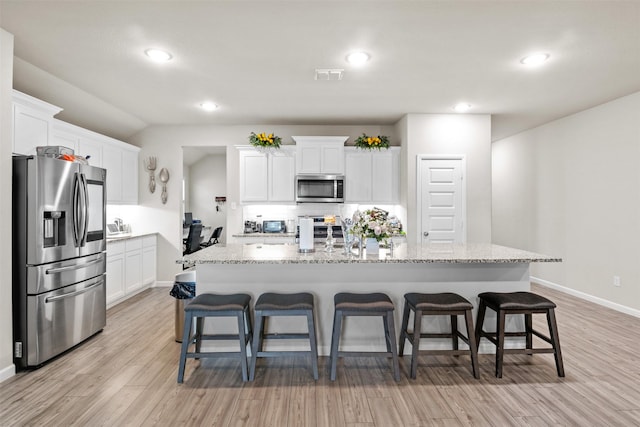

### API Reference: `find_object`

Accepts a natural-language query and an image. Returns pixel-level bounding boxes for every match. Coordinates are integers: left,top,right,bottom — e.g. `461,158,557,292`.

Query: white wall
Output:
127,124,396,283
400,114,493,244
188,154,227,243
0,28,15,381
492,91,640,313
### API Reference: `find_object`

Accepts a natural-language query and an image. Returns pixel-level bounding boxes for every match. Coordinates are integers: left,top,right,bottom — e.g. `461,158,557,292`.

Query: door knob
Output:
423,231,429,237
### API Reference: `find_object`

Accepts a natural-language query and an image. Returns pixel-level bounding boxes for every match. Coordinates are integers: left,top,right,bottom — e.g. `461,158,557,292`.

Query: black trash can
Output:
170,271,196,342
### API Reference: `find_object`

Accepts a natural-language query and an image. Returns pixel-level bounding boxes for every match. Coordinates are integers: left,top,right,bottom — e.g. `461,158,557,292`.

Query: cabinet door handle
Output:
423,232,429,237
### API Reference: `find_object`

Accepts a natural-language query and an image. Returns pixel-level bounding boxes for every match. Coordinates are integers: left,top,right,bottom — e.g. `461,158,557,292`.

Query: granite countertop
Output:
232,232,297,238
106,231,158,242
180,242,561,265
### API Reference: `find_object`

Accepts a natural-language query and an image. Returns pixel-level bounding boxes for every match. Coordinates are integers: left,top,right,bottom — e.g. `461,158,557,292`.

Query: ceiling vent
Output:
315,68,344,81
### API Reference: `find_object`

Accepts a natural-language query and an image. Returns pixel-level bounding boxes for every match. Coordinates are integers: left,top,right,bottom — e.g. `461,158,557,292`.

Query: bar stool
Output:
399,293,480,379
177,293,252,383
249,292,319,381
329,292,400,382
475,291,565,378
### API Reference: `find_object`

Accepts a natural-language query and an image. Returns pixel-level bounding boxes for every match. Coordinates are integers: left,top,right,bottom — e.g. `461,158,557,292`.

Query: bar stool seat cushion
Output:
405,292,473,311
479,292,556,310
255,292,314,310
334,292,394,311
186,293,251,312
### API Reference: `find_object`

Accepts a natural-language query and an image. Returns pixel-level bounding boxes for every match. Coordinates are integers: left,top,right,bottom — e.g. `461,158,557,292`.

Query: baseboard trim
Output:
152,280,172,288
0,363,15,383
532,276,640,319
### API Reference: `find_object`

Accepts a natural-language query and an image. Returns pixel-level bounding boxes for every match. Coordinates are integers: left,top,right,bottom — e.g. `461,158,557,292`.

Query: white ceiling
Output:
2,1,639,142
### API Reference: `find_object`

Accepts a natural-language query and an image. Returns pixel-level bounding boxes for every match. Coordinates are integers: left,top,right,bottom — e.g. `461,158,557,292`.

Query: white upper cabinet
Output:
12,90,62,156
293,136,347,175
238,148,269,202
238,146,296,203
102,143,139,205
344,147,400,204
268,147,296,202
53,119,139,205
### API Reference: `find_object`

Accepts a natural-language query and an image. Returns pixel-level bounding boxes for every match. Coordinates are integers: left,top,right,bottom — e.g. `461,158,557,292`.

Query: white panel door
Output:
419,157,465,244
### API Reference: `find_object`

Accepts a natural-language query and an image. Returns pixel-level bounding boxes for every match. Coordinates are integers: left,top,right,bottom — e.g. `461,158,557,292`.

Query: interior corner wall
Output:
402,113,492,244
492,91,640,312
0,28,15,382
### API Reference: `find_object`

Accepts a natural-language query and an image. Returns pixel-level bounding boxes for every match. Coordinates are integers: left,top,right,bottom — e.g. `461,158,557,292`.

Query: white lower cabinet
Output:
124,238,144,294
105,241,126,305
142,235,157,286
107,235,157,307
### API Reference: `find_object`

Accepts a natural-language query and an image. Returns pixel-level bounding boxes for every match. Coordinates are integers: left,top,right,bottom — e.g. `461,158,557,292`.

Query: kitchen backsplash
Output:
242,203,402,226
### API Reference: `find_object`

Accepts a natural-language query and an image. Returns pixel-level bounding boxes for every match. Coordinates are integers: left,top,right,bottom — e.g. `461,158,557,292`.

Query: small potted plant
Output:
249,132,282,149
354,133,390,150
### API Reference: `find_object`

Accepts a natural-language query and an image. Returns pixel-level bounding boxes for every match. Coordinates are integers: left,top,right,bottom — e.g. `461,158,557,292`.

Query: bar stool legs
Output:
249,292,319,381
329,292,400,382
177,293,252,383
475,291,565,378
398,293,480,379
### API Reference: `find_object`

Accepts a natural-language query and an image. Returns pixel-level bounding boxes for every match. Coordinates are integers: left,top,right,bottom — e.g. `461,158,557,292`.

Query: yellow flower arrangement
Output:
354,133,390,150
249,132,282,148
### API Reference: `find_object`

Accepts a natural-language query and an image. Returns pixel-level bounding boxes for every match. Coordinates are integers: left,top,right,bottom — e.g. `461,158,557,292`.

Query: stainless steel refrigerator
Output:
12,155,107,369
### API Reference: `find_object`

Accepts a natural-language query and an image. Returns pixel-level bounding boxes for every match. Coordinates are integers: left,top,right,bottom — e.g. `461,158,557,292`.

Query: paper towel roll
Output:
298,217,314,252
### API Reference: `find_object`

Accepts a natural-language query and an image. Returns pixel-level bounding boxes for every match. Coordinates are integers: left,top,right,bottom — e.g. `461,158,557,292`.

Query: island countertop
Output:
181,242,561,265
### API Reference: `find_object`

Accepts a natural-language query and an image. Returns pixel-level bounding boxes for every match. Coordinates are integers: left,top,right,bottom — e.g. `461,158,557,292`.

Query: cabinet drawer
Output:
125,238,143,252
142,235,156,247
107,241,125,256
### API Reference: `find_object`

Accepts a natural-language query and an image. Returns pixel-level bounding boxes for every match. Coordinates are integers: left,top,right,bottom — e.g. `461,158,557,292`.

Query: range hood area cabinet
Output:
238,146,296,203
292,136,347,175
344,147,400,204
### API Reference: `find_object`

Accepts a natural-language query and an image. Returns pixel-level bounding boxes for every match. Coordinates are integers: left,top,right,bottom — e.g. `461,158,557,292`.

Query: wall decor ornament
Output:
159,167,170,204
144,156,157,193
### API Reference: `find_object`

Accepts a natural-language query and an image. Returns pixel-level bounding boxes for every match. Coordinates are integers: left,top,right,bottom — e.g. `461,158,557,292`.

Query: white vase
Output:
365,238,379,255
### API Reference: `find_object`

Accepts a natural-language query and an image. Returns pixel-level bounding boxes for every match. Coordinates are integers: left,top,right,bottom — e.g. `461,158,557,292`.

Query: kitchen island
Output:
181,243,560,355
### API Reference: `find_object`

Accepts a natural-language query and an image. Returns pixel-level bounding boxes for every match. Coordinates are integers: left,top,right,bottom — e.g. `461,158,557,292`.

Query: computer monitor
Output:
184,212,193,227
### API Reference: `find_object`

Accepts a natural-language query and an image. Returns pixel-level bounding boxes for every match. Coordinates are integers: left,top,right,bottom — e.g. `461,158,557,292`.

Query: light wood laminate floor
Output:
1,284,640,426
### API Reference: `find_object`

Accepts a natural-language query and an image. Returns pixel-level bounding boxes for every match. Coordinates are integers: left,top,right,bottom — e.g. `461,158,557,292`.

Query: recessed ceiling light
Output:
453,103,472,113
520,53,550,66
144,48,172,62
200,102,218,112
346,51,370,66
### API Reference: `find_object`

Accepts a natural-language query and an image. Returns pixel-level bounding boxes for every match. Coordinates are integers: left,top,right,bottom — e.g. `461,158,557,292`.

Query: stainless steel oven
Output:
295,175,344,203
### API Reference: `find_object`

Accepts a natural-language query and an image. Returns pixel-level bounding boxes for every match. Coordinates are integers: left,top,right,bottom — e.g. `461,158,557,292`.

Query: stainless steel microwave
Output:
295,175,344,203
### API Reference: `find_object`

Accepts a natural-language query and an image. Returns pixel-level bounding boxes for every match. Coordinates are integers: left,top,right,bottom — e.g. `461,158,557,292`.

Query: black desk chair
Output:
201,226,223,248
183,223,203,255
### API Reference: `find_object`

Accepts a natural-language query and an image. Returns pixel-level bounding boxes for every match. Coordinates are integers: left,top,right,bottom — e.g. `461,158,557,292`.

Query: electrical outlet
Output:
613,276,621,287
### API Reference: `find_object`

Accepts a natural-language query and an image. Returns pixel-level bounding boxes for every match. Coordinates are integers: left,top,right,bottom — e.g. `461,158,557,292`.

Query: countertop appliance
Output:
12,155,107,369
295,216,344,242
263,220,286,233
295,175,344,203
244,221,258,233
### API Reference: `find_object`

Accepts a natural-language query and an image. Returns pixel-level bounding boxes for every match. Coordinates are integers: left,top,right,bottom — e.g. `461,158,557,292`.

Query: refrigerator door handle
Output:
79,173,89,247
73,173,81,247
45,257,104,275
44,280,103,303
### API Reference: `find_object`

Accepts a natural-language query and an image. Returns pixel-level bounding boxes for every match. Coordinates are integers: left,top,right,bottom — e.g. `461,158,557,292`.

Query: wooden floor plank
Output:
0,284,639,426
